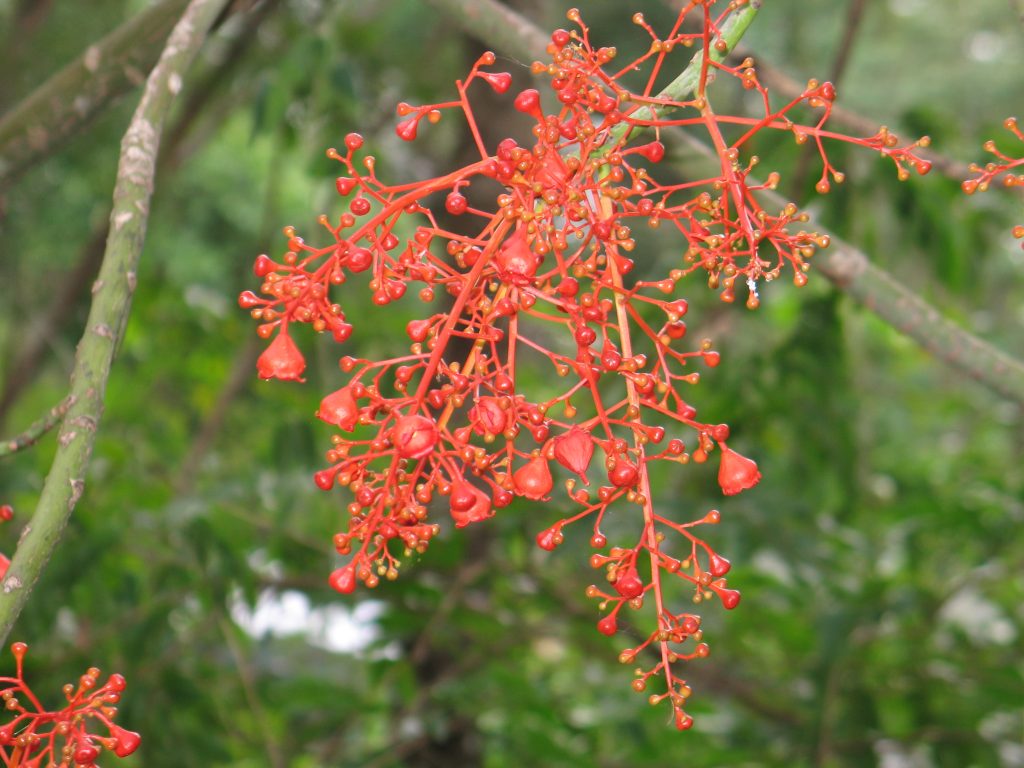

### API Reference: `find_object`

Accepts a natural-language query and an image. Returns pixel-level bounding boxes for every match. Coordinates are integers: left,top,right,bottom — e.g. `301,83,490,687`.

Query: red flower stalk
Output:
244,2,929,729
0,643,140,766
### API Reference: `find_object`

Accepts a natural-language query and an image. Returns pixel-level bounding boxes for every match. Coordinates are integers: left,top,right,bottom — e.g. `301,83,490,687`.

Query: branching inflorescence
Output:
0,514,139,767
242,2,929,729
963,116,1024,248
0,644,139,767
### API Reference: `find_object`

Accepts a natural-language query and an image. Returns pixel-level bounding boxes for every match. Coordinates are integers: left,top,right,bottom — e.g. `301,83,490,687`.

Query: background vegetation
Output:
0,1,1021,766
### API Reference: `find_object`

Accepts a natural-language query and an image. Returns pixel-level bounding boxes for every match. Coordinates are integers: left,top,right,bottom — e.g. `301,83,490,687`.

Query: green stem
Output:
0,0,190,189
0,0,231,645
0,396,75,458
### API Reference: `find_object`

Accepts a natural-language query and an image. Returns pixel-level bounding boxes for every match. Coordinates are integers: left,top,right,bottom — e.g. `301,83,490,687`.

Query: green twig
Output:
430,0,1024,405
0,0,231,645
0,0,189,189
0,396,75,458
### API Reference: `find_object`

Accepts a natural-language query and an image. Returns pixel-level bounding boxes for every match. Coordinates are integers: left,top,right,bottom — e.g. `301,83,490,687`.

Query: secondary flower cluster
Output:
0,644,139,767
963,116,1024,248
243,2,929,729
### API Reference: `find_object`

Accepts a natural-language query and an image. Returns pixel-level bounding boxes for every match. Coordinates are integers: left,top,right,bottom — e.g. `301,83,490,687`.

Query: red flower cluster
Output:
243,2,928,728
963,116,1024,248
0,643,139,767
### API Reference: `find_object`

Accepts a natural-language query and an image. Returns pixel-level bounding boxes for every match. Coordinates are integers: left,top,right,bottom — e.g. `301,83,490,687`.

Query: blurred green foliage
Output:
0,1,1021,766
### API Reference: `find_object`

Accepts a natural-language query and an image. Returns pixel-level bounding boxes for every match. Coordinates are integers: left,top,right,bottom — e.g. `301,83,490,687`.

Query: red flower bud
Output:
110,725,142,758
74,742,100,764
711,583,741,610
253,254,276,277
480,71,512,94
535,526,561,551
708,552,731,577
552,427,593,483
608,459,639,488
513,88,543,119
597,614,618,636
329,565,357,594
449,482,493,528
391,414,439,460
613,568,644,599
317,386,359,431
513,454,553,500
469,396,508,436
257,332,305,382
106,673,127,692
406,318,432,342
717,444,762,496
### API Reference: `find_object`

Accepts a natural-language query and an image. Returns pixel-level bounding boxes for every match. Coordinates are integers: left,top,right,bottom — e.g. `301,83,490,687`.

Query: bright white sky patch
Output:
230,588,385,653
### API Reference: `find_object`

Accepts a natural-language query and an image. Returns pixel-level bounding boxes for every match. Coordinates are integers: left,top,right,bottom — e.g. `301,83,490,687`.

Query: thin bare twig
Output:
0,395,74,458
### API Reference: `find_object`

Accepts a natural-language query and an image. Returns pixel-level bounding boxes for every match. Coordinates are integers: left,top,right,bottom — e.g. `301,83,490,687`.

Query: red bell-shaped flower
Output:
449,481,493,528
317,386,359,431
257,331,305,381
513,454,553,500
495,227,539,285
717,443,762,496
552,427,593,483
391,414,439,460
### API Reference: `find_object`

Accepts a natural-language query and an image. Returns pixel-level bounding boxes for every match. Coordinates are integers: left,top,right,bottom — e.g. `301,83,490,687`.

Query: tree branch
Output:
0,0,231,644
0,0,279,427
425,0,549,64
0,0,189,189
429,0,1024,404
0,395,74,458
